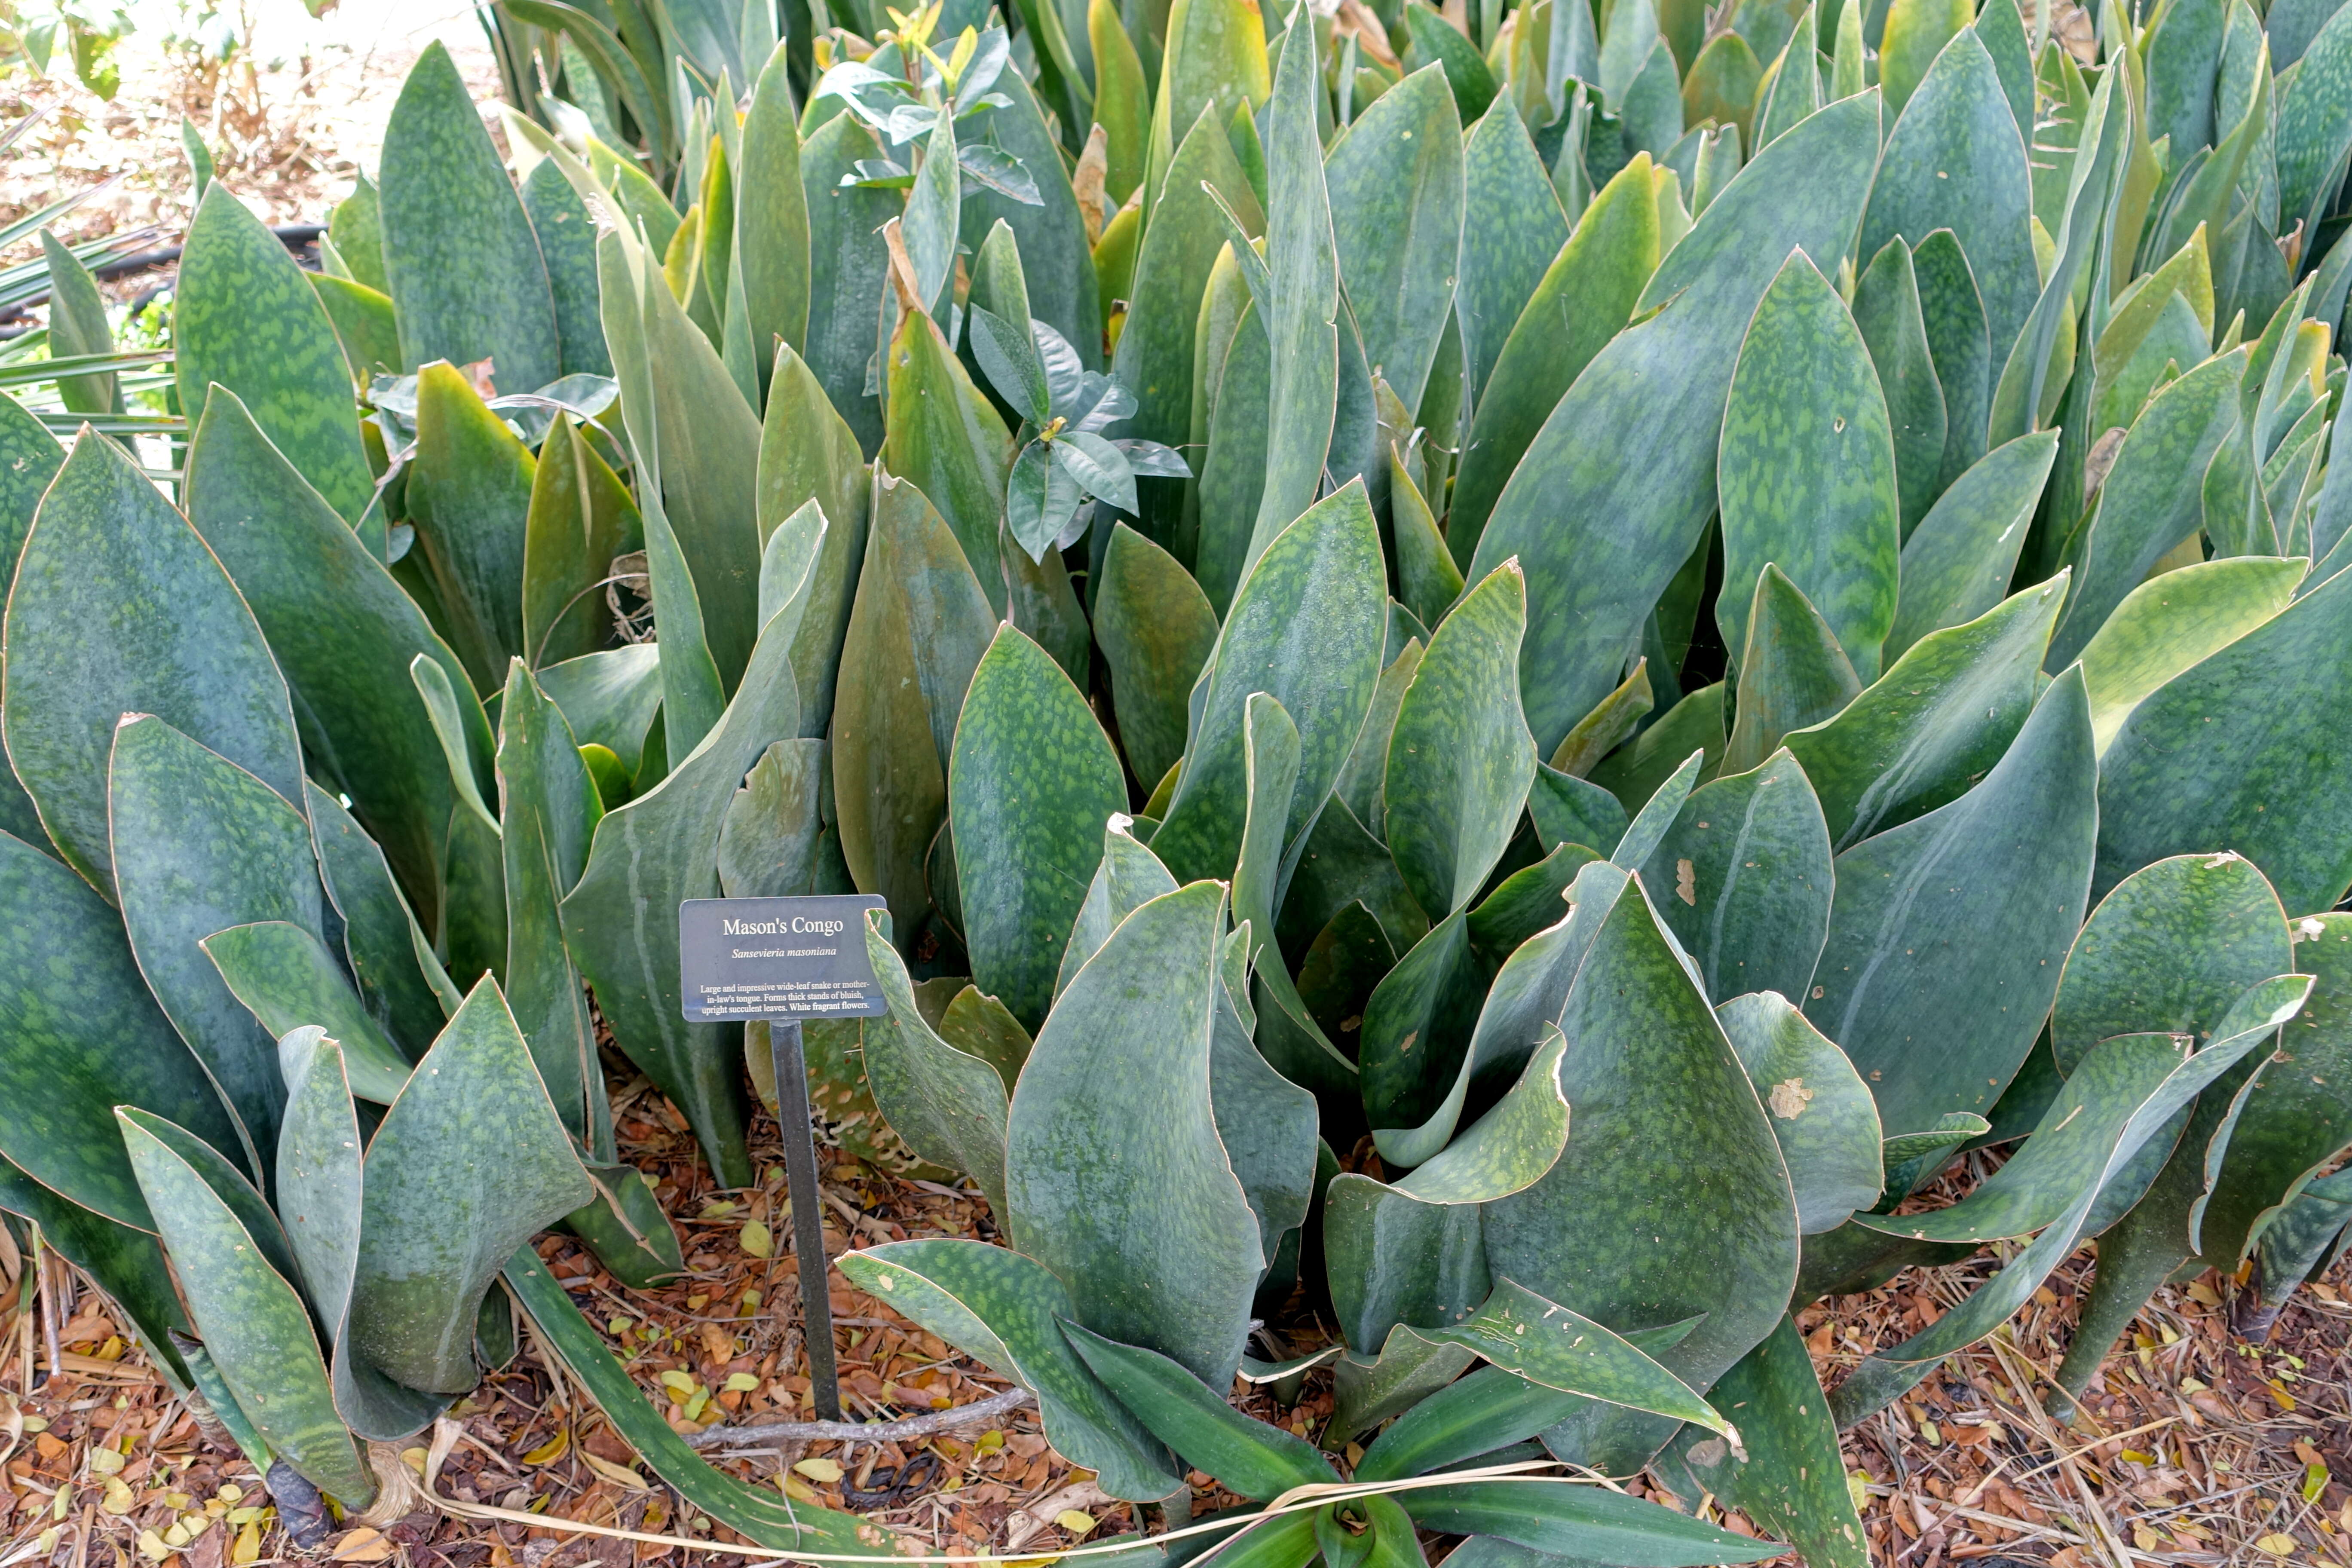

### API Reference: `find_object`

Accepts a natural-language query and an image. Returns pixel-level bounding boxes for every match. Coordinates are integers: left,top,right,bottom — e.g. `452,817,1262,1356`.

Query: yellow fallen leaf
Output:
332,1527,396,1562
230,1523,261,1566
87,1449,124,1477
135,1531,171,1563
216,1485,243,1504
723,1372,761,1393
1055,1511,1097,1537
782,1475,821,1504
741,1221,774,1258
659,1369,699,1396
579,1451,651,1491
2256,1535,2298,1558
100,1477,136,1515
522,1429,570,1465
794,1458,845,1483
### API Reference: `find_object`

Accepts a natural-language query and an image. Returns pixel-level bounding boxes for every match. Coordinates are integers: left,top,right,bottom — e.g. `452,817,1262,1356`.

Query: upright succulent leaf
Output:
1635,749,1834,1004
1325,64,1467,412
951,627,1128,1032
4,431,303,896
1715,991,1882,1232
379,40,560,390
1717,250,1901,681
349,980,594,1394
1384,562,1536,919
1094,524,1220,793
1457,96,1568,412
1004,880,1263,1390
406,362,538,691
175,186,376,527
1887,430,2059,661
1807,670,2098,1141
859,913,1011,1211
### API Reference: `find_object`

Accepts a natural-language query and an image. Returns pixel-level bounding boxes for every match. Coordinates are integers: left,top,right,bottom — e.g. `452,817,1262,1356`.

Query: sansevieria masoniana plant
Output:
6,0,2352,1557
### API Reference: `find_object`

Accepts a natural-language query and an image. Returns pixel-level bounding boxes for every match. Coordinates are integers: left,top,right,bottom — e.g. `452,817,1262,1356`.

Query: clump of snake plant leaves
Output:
7,0,2352,1557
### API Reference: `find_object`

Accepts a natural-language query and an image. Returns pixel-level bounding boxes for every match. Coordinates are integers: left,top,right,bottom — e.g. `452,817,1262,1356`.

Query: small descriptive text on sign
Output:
677,895,889,1022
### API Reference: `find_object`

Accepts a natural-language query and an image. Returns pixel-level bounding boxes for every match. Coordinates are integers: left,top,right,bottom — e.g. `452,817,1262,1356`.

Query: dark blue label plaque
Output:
677,894,889,1021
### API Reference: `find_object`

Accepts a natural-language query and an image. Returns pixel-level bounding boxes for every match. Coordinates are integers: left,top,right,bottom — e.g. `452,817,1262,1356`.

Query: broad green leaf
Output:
496,661,603,1139
307,783,459,1060
1149,0,1272,215
756,348,870,739
2201,913,2352,1267
1858,32,2036,372
2052,850,2293,1078
201,921,415,1104
1657,1316,1866,1568
2079,557,2302,757
4,430,302,895
1457,95,1569,413
520,161,608,381
1832,1000,2298,1422
119,1112,376,1504
1332,637,1421,840
1329,1326,1480,1437
1153,482,1387,883
1428,1278,1729,1436
1912,230,1993,488
1194,297,1274,611
2097,562,2352,912
1092,0,1152,205
858,912,1012,1210
737,46,811,402
1480,873,1800,1431
349,979,593,1393
837,1240,1181,1500
1210,942,1320,1254
1114,105,1262,457
539,645,662,779
1096,523,1220,792
1807,669,2097,1139
379,41,559,391
1386,563,1536,918
110,714,324,1177
799,113,897,454
1353,1363,1585,1481
1407,4,1500,124
1063,1325,1339,1498
175,185,374,525
1717,251,1900,680
1056,816,1180,999
1878,0,1971,117
521,414,639,671
1399,1480,1785,1565
1390,444,1464,634
1358,910,1493,1154
1724,567,1862,776
2050,354,2251,670
1636,749,1834,1004
1613,750,1704,873
1230,694,1358,1101
830,473,994,940
1681,32,1764,142
885,301,1015,613
1850,239,1948,539
1548,660,1654,778
560,567,810,1186
184,389,489,942
2277,2,2352,234
406,361,538,691
1782,575,2065,848
1470,95,1883,748
1004,880,1262,1389
1751,17,1822,151
1325,65,1465,411
1588,683,1724,815
608,230,766,689
37,228,122,417
1324,1168,1496,1351
327,168,387,291
1717,991,1881,1232
1886,429,2058,661
717,737,830,899
1247,17,1342,568
0,829,242,1227
951,626,1127,1031
1450,153,1660,565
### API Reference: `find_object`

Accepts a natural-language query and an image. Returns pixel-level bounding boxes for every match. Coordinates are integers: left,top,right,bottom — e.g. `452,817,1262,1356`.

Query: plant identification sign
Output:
677,894,889,1021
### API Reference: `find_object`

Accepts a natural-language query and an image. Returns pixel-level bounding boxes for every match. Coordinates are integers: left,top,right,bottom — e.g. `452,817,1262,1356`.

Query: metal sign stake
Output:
767,1016,843,1421
677,892,885,1430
